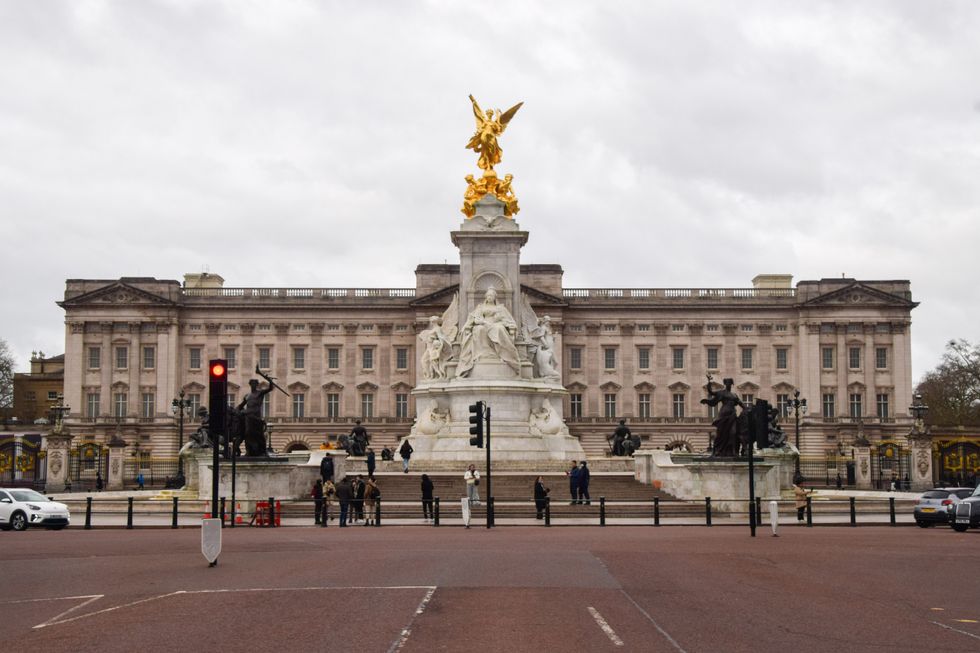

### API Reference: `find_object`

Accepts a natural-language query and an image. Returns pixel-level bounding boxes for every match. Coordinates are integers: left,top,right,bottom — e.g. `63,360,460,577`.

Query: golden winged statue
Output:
466,94,523,172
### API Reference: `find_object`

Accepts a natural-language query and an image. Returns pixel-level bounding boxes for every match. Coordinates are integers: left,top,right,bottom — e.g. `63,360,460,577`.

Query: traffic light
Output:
468,401,484,448
208,359,228,451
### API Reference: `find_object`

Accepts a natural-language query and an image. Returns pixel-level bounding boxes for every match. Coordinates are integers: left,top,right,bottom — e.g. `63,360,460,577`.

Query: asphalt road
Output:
2,525,978,652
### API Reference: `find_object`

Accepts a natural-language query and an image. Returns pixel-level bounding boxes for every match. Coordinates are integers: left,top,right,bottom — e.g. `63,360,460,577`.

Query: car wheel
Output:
916,521,931,528
952,523,969,533
10,512,28,531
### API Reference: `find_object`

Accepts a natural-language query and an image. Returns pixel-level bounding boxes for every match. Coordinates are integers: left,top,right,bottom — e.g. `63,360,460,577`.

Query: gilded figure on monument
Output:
466,94,523,172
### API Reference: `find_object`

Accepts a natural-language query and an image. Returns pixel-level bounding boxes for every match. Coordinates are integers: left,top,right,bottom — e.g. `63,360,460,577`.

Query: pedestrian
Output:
363,477,379,526
889,474,897,492
399,439,414,473
311,479,324,525
421,473,434,522
352,474,366,524
566,460,580,505
95,471,103,492
793,481,812,524
577,461,590,505
835,473,842,490
323,479,336,524
137,472,145,491
320,454,335,483
534,476,549,519
335,477,352,527
366,447,376,478
464,464,481,506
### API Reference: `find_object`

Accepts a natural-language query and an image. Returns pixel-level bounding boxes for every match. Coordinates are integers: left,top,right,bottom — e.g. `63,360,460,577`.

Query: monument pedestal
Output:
634,450,781,510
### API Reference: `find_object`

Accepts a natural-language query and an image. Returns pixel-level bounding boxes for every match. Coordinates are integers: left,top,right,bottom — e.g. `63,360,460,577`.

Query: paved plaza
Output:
2,525,978,652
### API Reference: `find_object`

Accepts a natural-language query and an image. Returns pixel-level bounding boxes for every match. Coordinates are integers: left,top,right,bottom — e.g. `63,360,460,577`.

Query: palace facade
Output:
58,267,917,462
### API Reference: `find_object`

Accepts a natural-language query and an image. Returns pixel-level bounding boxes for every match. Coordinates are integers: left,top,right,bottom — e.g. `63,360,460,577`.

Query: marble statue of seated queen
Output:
456,287,521,378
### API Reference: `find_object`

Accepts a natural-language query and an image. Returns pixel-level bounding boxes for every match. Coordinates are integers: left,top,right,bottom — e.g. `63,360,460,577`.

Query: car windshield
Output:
9,490,48,502
921,491,950,499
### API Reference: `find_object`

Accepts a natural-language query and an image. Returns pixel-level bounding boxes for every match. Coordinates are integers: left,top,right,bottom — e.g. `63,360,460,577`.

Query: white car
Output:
0,488,71,531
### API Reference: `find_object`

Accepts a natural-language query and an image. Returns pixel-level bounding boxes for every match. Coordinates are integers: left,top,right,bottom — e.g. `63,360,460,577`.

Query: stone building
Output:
58,254,917,466
12,352,65,424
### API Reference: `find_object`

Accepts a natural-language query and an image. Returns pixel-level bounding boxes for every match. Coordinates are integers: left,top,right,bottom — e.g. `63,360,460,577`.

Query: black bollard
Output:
654,497,660,526
849,496,856,527
220,497,226,527
545,497,551,527
172,497,179,529
434,497,440,527
889,497,896,526
806,496,813,527
705,497,712,526
488,497,495,529
269,497,275,528
375,498,381,527
756,497,763,525
126,496,134,529
85,496,92,530
600,496,606,526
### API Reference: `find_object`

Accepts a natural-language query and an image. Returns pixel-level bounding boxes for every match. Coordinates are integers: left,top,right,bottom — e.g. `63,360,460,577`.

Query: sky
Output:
1,0,978,382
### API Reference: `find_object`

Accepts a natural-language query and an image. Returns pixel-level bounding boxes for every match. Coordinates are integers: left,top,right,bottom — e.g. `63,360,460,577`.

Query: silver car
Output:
914,488,973,527
0,488,71,531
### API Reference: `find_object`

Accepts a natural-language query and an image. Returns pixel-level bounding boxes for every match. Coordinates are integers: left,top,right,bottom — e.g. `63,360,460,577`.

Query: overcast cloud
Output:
1,0,978,381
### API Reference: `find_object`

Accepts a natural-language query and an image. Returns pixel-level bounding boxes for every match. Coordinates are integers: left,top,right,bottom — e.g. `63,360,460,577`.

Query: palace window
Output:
115,346,128,370
821,347,835,370
848,347,861,370
876,393,889,419
776,393,790,418
142,346,155,370
293,347,306,370
671,347,685,370
875,347,888,370
569,347,583,370
672,393,685,418
740,347,754,370
188,347,202,370
775,347,788,371
706,402,718,419
258,347,271,370
292,393,305,418
741,393,755,405
88,346,101,369
326,394,340,418
603,348,616,370
822,393,836,418
637,347,650,370
113,392,128,418
362,348,375,371
361,393,374,418
141,393,155,418
849,393,863,418
395,347,409,371
327,347,340,370
638,393,651,418
223,347,237,370
188,393,202,417
706,347,719,370
604,393,617,418
569,394,583,418
395,393,409,418
86,392,100,418
261,394,270,419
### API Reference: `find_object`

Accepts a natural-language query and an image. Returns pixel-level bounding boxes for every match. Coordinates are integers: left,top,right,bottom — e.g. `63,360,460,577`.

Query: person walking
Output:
352,475,366,524
421,473,435,522
566,460,580,505
577,461,591,505
320,454,335,483
534,476,549,519
793,481,812,524
399,439,414,473
323,479,336,524
311,479,325,525
136,472,145,491
464,464,481,506
363,477,379,526
335,477,352,527
366,448,376,478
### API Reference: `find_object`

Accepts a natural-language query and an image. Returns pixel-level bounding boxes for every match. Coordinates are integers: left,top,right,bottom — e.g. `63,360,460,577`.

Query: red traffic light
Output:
210,363,226,377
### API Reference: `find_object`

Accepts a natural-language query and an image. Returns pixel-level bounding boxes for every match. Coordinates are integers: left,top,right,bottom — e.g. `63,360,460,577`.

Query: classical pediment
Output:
633,381,656,392
390,382,414,392
59,282,177,308
737,382,760,393
802,283,916,309
520,285,566,306
182,382,206,393
668,381,691,391
771,382,796,393
321,382,345,391
287,381,310,392
600,381,622,391
565,382,587,392
410,285,460,307
356,381,379,391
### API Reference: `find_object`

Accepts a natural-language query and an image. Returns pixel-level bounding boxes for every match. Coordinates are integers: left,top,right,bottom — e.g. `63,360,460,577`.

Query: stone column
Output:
853,445,872,489
107,438,128,490
44,432,73,493
909,436,933,491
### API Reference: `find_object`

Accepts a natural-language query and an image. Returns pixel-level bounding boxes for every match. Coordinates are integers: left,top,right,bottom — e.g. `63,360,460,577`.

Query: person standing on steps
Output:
567,460,580,505
320,453,334,483
464,464,481,506
793,481,812,524
534,476,549,519
366,447,376,478
399,439,414,473
421,474,435,522
577,461,591,505
311,479,324,525
335,477,352,527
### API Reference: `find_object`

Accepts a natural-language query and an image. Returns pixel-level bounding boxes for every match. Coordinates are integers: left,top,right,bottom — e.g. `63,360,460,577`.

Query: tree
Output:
915,339,980,427
0,338,14,411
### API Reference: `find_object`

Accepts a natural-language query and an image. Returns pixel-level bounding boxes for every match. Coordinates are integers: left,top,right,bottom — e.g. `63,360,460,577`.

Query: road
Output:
2,525,978,652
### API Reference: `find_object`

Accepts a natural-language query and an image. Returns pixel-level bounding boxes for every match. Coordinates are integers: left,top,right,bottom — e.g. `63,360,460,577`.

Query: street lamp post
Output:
171,390,194,482
789,390,808,481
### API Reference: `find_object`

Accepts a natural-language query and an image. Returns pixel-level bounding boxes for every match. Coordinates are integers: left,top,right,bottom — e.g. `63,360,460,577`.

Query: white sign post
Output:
461,497,471,529
769,500,779,537
202,518,222,566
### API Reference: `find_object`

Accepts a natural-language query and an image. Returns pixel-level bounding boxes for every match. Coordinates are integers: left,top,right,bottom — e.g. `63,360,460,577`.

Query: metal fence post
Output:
889,497,896,526
375,498,381,527
545,497,551,526
755,497,763,525
849,496,856,527
600,496,606,526
806,496,813,527
85,496,92,530
220,497,226,527
434,497,440,526
172,497,179,529
654,497,660,526
705,497,712,526
269,496,275,528
126,496,134,529
488,497,495,528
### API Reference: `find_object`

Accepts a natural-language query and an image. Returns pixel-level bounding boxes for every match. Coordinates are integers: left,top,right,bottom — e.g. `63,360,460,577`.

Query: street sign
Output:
201,518,222,566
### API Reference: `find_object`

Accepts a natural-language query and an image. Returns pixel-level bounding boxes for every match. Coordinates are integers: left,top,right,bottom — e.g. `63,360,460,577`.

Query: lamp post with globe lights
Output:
789,390,808,481
171,390,194,482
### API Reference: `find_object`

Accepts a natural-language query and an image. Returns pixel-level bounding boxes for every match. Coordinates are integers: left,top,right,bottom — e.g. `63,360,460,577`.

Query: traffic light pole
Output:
485,405,492,529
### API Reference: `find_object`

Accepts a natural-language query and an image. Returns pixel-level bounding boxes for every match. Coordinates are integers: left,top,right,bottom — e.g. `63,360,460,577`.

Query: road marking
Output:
29,586,437,630
954,619,978,623
620,588,688,653
3,595,105,630
932,621,980,642
388,586,437,653
588,606,624,646
931,607,945,611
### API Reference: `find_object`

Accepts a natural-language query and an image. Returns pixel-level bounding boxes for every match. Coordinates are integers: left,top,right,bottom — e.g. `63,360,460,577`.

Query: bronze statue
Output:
701,375,745,457
237,376,273,456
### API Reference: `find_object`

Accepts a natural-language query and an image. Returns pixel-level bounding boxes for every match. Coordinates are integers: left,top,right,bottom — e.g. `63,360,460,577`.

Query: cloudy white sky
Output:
2,1,978,381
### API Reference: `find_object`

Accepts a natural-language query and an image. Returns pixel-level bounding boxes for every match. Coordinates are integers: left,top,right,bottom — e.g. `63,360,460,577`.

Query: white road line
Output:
2,594,102,605
388,586,437,653
620,589,688,653
34,592,181,629
588,606,625,646
932,620,980,641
